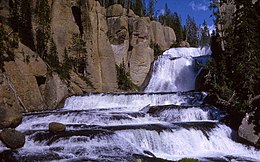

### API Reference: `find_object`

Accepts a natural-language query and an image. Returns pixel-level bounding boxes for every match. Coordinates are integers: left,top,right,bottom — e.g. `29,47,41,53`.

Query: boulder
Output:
0,128,25,149
239,113,260,145
0,107,22,129
49,122,66,133
4,59,46,112
44,73,68,109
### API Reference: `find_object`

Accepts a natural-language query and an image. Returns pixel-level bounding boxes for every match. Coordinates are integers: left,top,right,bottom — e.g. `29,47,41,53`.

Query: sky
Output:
149,0,215,32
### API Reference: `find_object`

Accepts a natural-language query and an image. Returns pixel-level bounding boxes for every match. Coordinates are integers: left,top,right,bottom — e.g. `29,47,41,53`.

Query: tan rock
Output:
70,82,83,95
82,1,118,92
106,4,124,17
151,21,167,50
128,17,154,86
51,0,79,61
69,71,92,93
164,26,176,48
4,60,46,112
151,21,176,50
44,72,68,109
15,43,48,76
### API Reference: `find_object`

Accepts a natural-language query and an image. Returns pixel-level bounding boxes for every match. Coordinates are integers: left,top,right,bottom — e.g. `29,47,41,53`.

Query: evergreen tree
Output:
148,0,157,20
183,25,187,41
46,38,60,69
171,12,183,44
35,0,51,58
19,0,35,51
132,0,144,16
200,20,211,47
8,0,20,32
69,33,87,76
185,15,199,47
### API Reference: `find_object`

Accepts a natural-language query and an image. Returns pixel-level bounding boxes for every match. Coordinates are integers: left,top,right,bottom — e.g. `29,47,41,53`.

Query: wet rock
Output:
0,128,25,149
49,122,66,133
0,106,22,129
238,113,260,145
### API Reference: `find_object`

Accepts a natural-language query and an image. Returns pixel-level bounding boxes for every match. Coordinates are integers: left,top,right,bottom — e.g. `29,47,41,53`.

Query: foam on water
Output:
1,47,259,162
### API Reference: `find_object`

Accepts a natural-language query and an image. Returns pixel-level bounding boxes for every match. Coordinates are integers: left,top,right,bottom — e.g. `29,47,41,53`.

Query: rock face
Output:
0,0,177,113
107,4,176,86
239,113,260,145
0,128,25,149
49,122,66,133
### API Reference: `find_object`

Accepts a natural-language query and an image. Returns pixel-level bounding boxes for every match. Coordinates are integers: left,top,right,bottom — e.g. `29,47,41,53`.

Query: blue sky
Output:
148,0,215,32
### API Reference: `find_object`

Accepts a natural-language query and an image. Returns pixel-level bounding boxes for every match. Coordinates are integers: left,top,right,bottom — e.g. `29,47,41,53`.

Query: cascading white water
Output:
1,47,259,162
145,47,211,92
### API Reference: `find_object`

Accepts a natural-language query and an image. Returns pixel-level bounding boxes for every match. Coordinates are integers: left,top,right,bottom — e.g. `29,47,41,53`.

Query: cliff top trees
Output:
207,0,260,133
200,20,211,47
185,15,199,47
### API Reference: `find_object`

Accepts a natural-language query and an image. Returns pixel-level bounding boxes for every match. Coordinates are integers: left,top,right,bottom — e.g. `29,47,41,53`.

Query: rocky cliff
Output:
0,0,176,112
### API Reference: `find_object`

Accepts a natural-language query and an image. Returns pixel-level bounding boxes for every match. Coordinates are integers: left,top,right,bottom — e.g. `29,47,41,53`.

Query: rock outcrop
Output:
107,4,176,86
0,0,177,113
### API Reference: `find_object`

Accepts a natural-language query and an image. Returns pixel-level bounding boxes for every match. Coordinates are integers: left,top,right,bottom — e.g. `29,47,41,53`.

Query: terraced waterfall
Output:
1,48,259,161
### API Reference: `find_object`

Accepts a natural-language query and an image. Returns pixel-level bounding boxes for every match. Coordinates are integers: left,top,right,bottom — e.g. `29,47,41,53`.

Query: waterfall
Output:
1,47,259,162
145,47,211,92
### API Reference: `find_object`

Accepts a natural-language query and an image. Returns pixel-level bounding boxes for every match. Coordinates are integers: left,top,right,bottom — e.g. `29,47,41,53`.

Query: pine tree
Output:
69,34,87,76
185,15,199,47
35,0,51,58
200,20,211,47
148,0,157,20
19,0,35,51
132,0,144,16
171,12,183,44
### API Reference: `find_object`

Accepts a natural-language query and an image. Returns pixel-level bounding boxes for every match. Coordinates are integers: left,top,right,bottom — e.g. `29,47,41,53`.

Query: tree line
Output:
207,0,260,134
99,0,211,47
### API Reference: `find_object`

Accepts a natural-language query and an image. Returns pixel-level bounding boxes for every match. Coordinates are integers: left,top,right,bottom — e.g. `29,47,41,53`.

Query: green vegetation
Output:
0,24,15,71
9,0,35,51
200,20,211,47
207,0,260,132
185,15,199,47
35,0,51,58
152,43,163,60
69,33,88,77
116,63,136,91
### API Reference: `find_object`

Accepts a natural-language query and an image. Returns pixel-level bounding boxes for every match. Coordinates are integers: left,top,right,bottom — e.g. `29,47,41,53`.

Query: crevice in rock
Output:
71,6,83,36
36,76,46,86
9,0,14,8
